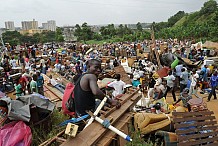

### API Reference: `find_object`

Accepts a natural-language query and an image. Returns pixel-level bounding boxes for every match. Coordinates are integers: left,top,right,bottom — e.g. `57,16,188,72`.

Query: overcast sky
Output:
0,0,216,28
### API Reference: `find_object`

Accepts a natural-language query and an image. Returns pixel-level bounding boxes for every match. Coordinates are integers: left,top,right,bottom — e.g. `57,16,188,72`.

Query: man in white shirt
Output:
107,74,126,98
163,71,176,101
154,81,166,99
48,75,65,93
189,70,199,96
10,56,17,68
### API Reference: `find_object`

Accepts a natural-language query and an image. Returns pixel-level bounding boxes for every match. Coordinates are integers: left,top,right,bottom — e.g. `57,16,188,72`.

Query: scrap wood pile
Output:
39,88,142,146
98,70,116,80
132,96,218,146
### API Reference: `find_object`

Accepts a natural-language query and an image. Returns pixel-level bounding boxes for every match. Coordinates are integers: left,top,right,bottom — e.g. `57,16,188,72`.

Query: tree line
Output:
74,22,151,43
1,27,64,46
1,0,217,46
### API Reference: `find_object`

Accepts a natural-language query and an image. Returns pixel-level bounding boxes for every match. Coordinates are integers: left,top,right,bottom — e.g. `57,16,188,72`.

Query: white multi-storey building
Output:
41,20,56,31
47,20,56,31
5,21,15,30
21,19,38,30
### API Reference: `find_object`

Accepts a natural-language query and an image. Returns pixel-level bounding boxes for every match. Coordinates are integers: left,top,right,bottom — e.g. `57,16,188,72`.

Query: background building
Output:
47,20,56,31
5,21,15,30
42,23,48,30
42,20,56,31
21,19,38,30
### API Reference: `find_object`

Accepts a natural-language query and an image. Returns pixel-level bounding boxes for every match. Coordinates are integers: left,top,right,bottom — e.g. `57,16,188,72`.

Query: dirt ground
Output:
166,91,218,120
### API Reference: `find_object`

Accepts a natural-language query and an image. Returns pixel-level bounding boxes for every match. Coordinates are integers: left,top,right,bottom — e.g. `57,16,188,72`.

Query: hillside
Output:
155,0,218,42
173,11,216,27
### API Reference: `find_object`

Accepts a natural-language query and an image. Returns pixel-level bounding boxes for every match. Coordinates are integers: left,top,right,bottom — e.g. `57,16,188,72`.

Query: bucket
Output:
171,58,179,69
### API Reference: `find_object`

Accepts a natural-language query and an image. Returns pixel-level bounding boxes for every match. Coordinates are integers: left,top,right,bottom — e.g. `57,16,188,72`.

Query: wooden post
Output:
151,26,161,69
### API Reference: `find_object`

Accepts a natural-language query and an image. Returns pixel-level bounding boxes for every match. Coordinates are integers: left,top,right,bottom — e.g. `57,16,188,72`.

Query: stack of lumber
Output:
61,88,141,146
40,88,142,146
98,70,116,80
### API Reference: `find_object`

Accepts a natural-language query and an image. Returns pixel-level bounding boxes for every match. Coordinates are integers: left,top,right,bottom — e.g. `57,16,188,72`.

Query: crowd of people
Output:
0,40,218,116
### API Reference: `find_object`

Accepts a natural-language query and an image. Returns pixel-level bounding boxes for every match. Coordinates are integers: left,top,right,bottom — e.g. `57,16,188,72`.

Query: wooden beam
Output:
61,92,142,146
96,113,132,146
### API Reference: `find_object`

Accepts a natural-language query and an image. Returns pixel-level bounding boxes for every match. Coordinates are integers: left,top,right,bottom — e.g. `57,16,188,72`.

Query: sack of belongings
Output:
0,121,32,146
7,94,55,122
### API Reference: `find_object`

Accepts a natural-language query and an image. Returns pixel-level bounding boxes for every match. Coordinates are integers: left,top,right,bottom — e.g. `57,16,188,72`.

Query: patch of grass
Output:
126,123,163,146
31,109,69,146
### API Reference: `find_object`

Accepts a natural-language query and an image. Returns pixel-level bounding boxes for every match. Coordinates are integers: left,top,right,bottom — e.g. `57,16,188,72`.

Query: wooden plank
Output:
96,113,132,146
118,119,129,146
104,90,138,117
178,136,218,146
174,116,216,123
61,92,141,146
172,111,214,117
178,131,218,142
44,86,62,101
176,125,218,135
39,130,65,146
42,74,64,99
174,120,217,129
56,137,67,143
48,71,70,86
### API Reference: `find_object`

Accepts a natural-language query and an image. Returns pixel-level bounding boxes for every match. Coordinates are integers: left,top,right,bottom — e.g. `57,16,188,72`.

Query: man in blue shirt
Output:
201,65,208,82
207,71,218,102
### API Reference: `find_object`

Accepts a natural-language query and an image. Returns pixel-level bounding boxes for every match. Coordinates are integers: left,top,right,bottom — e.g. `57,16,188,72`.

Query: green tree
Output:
167,11,186,27
93,32,102,41
55,27,64,42
2,31,21,46
117,24,124,37
74,23,94,42
74,24,82,41
81,22,94,42
136,22,143,31
32,33,41,43
200,0,217,15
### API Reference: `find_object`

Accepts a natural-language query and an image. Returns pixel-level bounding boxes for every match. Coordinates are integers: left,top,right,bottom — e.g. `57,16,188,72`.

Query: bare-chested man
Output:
74,59,121,116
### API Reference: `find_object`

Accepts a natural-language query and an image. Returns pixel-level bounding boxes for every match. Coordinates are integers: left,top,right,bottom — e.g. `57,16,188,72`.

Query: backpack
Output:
62,83,75,116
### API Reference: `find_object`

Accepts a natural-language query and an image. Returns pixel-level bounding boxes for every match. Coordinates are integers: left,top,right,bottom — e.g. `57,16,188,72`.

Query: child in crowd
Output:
30,74,38,93
14,78,23,99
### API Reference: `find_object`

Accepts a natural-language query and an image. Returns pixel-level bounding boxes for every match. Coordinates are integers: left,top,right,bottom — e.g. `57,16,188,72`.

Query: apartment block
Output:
5,21,15,30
